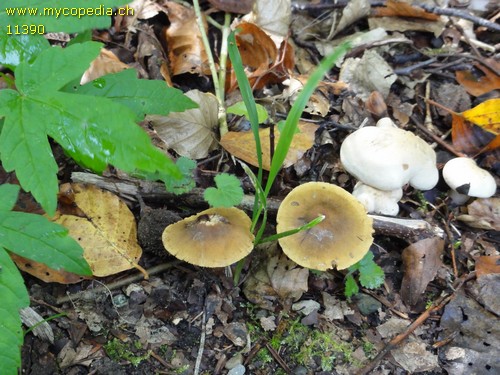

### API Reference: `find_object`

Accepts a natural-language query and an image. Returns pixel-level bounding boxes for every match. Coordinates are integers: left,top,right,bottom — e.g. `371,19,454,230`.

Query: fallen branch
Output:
414,3,500,32
71,172,444,241
56,261,179,305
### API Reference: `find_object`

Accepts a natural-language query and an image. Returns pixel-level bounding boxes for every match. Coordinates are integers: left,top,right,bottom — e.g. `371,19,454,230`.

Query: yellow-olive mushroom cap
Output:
277,182,374,270
162,207,254,267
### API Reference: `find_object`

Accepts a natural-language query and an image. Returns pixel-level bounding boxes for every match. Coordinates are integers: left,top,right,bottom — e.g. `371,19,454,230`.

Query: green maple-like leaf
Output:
344,274,359,298
204,173,244,208
0,34,49,69
163,157,197,194
346,251,385,294
358,254,385,289
227,101,268,124
0,184,91,375
0,41,196,215
0,247,29,375
0,0,131,33
63,69,197,121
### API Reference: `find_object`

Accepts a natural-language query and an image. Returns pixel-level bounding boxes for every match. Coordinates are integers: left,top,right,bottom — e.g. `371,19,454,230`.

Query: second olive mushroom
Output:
276,182,374,271
162,207,254,267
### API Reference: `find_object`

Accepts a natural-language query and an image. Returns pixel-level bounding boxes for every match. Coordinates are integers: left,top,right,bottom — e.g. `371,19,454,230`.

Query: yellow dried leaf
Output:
462,99,500,135
54,184,145,278
11,253,87,284
220,121,316,170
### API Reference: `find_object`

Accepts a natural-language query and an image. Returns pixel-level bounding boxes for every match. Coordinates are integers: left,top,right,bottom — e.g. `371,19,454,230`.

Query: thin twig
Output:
150,350,173,370
356,272,475,375
442,215,459,278
265,343,293,374
411,115,467,158
56,261,179,305
414,3,500,32
393,57,437,76
194,309,207,375
291,0,385,11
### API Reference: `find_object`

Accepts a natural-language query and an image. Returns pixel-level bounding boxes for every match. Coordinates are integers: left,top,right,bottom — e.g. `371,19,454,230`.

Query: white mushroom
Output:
352,182,403,216
442,157,497,204
341,118,438,191
340,118,438,215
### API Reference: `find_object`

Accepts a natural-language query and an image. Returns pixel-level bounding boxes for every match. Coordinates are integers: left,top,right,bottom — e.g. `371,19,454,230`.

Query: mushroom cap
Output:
277,182,373,270
443,157,497,199
162,207,254,267
340,118,438,191
352,182,403,216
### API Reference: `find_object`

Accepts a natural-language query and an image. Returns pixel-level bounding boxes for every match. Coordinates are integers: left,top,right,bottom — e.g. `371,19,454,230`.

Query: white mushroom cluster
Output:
340,118,439,215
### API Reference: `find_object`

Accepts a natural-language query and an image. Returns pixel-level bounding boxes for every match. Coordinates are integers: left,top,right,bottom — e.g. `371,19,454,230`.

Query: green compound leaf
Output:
0,183,91,374
0,246,29,375
358,252,385,289
204,173,244,208
0,212,92,276
163,157,196,195
0,41,189,215
0,0,131,34
344,274,359,298
63,69,197,121
227,101,268,124
0,34,50,69
0,184,19,211
346,251,385,294
0,91,60,216
16,41,102,94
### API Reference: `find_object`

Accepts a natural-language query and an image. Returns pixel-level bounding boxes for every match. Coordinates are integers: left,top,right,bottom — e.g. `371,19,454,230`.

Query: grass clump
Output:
103,338,150,367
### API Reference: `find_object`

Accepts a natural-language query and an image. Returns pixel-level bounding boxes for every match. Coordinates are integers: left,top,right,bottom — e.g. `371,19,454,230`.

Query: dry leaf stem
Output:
192,0,230,136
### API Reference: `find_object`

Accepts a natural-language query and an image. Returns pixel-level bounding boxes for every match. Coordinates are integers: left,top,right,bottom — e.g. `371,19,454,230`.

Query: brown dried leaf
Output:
208,0,255,14
243,245,309,310
475,256,500,278
401,237,444,307
365,91,388,118
80,49,129,85
10,253,87,284
456,61,500,97
227,22,293,92
457,198,500,231
220,121,316,170
373,0,440,21
284,74,348,116
55,184,144,277
148,89,219,159
163,2,210,76
242,0,291,39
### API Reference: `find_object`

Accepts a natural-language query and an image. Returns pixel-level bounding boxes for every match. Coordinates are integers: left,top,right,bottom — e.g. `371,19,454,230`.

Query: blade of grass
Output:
258,215,325,244
264,42,351,196
239,162,267,232
228,31,264,224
